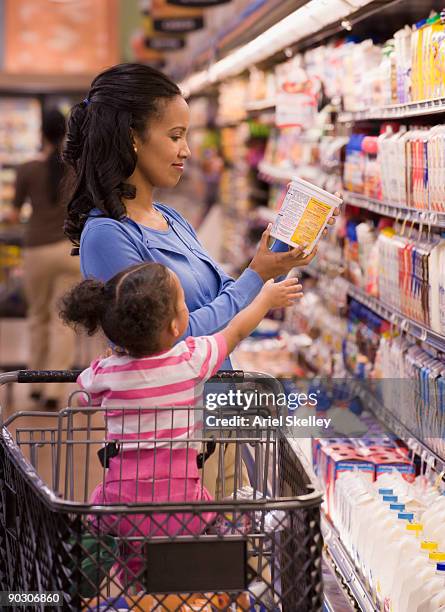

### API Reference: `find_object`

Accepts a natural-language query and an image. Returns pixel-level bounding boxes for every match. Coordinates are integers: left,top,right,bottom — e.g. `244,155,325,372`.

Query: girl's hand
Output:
260,278,303,309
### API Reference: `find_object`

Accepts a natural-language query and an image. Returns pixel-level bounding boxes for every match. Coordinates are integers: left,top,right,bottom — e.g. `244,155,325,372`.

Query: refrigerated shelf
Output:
338,97,445,122
302,265,445,354
245,99,276,112
344,191,445,228
322,514,376,612
299,265,445,475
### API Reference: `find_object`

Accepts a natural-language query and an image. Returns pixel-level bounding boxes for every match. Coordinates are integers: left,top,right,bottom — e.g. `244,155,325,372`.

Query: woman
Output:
13,109,80,409
64,63,339,494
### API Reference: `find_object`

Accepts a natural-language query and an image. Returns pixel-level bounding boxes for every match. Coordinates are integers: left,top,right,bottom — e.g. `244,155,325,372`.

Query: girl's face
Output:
134,95,191,189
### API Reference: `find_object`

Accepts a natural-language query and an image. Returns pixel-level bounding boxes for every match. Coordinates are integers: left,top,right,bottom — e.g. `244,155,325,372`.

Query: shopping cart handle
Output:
208,370,244,383
16,370,82,383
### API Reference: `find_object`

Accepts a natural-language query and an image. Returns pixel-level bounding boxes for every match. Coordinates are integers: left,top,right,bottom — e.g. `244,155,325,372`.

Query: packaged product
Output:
270,177,340,255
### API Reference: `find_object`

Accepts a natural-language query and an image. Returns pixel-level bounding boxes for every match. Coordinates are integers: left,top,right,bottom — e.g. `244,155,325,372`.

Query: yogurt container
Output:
270,178,341,255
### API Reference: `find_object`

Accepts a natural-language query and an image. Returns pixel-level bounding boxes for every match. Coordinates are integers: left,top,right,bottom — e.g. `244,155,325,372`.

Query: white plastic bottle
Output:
370,514,411,601
381,521,424,606
422,505,445,546
428,238,445,333
420,495,445,533
362,501,398,583
417,563,445,612
440,248,445,334
390,540,439,609
397,552,445,612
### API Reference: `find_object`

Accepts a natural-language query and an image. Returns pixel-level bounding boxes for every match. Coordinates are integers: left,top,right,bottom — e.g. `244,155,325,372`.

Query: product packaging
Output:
270,177,341,255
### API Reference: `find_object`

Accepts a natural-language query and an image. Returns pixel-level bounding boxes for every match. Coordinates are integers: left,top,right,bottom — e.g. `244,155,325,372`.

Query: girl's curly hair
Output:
63,63,181,246
59,263,177,357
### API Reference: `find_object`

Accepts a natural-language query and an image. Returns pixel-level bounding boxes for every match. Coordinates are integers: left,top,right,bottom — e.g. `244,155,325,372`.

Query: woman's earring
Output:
133,145,138,154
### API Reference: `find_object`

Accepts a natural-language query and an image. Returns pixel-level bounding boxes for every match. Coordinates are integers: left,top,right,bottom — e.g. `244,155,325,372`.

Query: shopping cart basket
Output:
0,369,323,611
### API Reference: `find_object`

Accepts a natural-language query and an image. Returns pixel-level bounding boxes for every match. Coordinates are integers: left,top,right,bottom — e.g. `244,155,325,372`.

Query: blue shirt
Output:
80,203,264,369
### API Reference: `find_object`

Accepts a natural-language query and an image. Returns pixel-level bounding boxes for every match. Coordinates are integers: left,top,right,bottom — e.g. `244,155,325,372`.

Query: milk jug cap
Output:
421,541,438,551
406,523,423,532
390,503,405,511
383,495,398,502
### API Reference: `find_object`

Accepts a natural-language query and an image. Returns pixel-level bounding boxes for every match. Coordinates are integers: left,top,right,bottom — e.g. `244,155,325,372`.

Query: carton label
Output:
271,186,334,251
291,197,332,245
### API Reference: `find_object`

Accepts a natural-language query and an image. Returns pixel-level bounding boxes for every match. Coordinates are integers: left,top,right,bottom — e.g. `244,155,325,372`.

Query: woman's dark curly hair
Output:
63,63,181,245
59,263,177,357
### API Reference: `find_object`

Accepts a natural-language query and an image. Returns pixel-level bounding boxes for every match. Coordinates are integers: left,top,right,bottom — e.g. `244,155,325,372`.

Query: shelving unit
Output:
182,3,445,610
298,264,445,477
257,165,445,229
349,378,445,475
245,99,276,112
302,264,445,353
344,191,445,228
321,515,376,612
338,97,445,122
257,160,320,185
346,284,445,353
257,160,292,183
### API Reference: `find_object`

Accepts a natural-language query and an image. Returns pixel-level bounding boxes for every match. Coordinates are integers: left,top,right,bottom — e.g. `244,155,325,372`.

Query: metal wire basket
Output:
0,369,323,611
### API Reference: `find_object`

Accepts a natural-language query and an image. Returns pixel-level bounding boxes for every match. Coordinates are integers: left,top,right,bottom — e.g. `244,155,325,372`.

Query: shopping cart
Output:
0,369,323,611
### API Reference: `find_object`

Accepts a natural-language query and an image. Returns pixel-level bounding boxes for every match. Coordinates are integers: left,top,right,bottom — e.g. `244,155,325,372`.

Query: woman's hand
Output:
249,192,342,282
249,225,317,281
322,191,342,237
260,278,303,309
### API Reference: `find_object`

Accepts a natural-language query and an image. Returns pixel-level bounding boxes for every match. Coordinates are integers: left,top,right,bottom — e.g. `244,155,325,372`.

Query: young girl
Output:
60,261,302,582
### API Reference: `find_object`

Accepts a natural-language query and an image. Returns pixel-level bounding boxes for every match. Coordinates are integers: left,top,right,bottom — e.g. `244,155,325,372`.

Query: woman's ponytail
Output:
59,279,108,335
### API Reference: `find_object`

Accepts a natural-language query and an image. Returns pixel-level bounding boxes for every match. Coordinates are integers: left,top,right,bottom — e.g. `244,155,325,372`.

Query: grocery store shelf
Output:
245,99,276,112
338,97,445,122
299,265,445,475
258,160,322,185
321,514,376,612
346,284,445,353
322,557,357,612
344,192,445,227
258,161,293,184
349,378,445,476
302,265,445,353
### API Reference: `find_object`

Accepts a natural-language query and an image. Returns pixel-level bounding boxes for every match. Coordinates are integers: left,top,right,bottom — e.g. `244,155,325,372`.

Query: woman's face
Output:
134,95,191,189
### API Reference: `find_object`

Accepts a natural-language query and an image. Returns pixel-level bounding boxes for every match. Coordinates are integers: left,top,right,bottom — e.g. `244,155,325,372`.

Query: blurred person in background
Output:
12,109,80,409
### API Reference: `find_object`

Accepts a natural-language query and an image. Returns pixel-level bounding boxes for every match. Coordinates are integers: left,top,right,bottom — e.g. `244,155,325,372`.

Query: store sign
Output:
153,17,203,32
152,0,204,33
131,30,165,65
145,36,185,51
166,0,231,6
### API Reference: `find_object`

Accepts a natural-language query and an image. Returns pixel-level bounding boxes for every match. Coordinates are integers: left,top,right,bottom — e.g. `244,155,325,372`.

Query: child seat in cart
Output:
0,369,323,611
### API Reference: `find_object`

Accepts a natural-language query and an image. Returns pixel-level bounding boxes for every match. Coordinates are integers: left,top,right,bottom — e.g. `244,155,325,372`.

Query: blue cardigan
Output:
80,204,264,368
